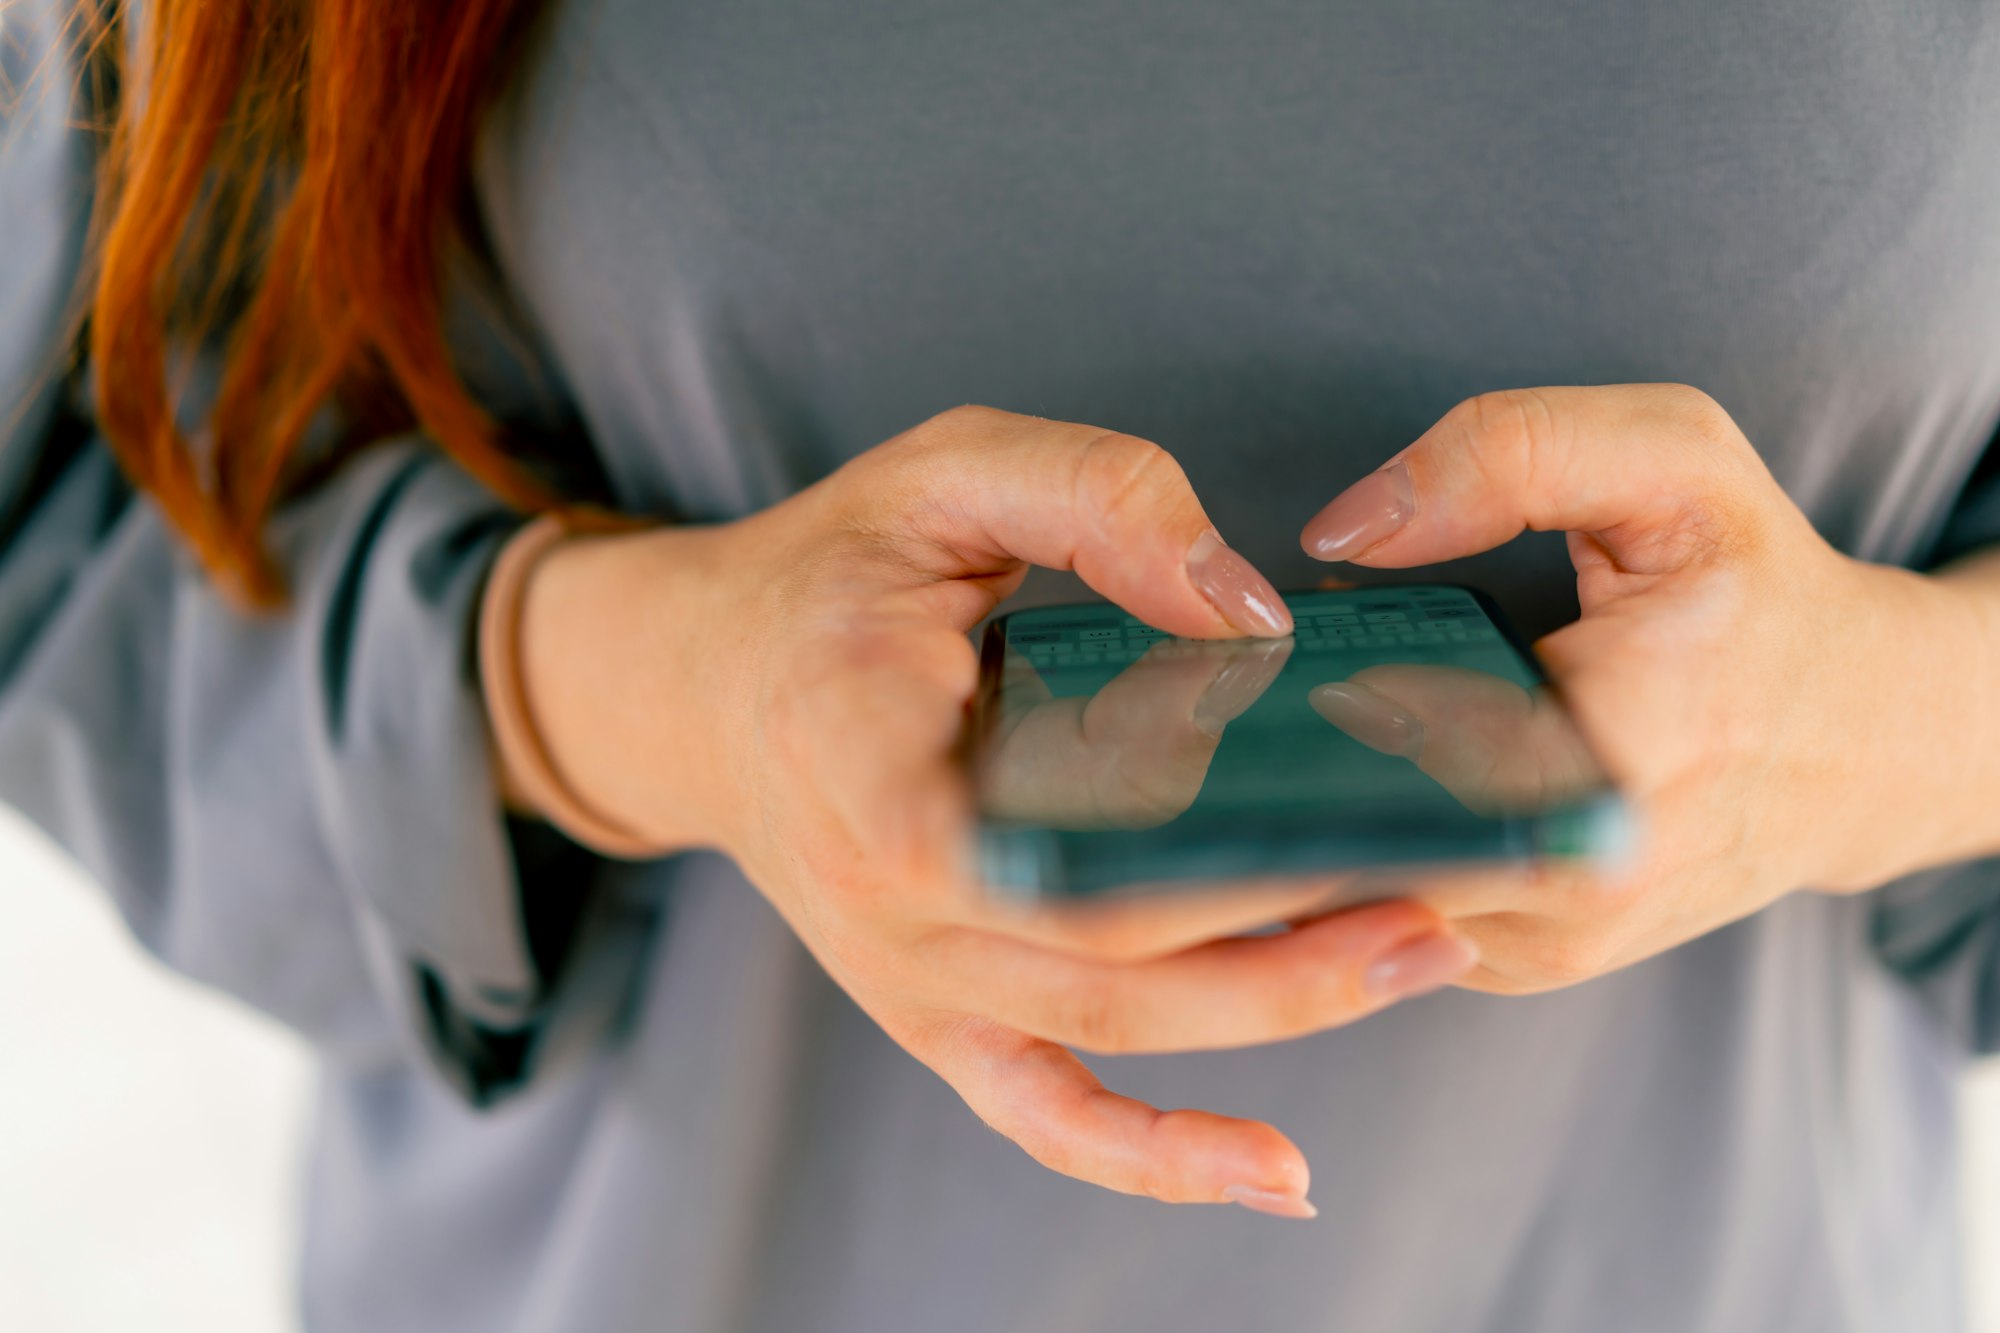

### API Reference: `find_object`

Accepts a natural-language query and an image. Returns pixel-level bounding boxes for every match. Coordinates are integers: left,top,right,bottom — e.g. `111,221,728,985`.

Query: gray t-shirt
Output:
7,0,2000,1329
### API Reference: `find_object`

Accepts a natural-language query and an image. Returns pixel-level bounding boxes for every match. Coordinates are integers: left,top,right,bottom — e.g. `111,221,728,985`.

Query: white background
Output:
2,802,1997,1331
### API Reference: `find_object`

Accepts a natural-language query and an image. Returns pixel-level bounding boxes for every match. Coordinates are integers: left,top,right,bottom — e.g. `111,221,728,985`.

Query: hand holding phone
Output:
1286,384,2000,1001
512,405,1480,1218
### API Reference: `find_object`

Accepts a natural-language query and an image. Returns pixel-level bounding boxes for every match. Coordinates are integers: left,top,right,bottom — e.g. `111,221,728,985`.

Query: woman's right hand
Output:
502,406,1480,1217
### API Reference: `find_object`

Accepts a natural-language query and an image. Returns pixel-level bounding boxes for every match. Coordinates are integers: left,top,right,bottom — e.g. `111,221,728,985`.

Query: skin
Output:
495,387,2000,1218
1300,384,2000,994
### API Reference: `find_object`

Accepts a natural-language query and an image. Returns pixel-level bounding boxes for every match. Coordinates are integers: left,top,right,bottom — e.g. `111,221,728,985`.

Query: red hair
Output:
83,0,554,606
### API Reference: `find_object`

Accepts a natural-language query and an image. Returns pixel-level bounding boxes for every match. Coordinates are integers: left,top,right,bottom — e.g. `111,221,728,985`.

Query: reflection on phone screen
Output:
971,585,1629,899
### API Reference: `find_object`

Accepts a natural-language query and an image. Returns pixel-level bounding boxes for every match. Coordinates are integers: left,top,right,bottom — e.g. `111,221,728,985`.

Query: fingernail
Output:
1308,682,1425,757
1365,932,1479,1001
1186,530,1292,637
1191,642,1289,736
1222,1184,1319,1220
1303,461,1415,561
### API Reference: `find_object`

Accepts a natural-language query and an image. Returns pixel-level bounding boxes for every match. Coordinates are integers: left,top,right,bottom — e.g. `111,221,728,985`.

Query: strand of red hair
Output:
83,0,554,607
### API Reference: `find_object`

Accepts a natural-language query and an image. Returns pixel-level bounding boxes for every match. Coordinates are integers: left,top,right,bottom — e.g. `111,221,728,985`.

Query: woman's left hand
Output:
1301,384,2000,995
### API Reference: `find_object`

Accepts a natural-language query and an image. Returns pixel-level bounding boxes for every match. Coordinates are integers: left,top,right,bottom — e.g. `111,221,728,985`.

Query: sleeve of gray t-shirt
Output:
0,0,625,1105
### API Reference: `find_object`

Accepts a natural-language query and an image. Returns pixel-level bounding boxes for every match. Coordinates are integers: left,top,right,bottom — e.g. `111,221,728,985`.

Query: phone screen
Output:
969,584,1629,900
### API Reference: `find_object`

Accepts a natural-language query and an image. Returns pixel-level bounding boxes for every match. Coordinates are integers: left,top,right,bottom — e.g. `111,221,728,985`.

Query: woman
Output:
5,0,2000,1328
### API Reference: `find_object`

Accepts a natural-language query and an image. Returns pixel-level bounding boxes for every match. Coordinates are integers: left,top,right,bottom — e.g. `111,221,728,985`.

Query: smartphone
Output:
966,584,1633,901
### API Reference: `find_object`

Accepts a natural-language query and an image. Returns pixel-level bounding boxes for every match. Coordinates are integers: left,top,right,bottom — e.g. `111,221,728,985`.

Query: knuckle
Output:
1651,382,1729,438
1646,385,1770,555
1019,1135,1080,1180
1460,970,1542,998
1002,1091,1103,1185
1651,383,1748,473
868,404,1009,487
1284,962,1368,1034
1238,951,1363,1038
1072,431,1188,532
923,402,1010,436
1455,389,1560,495
1131,1163,1179,1203
1261,986,1325,1040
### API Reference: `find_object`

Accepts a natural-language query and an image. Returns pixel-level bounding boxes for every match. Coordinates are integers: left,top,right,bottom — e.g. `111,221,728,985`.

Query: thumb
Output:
1299,385,1782,576
854,406,1292,639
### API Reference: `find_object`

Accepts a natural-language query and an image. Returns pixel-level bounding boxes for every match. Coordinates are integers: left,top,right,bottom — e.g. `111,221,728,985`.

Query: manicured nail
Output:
1222,1184,1319,1220
1365,932,1479,1001
1308,682,1425,757
1191,641,1290,736
1186,530,1292,636
1303,461,1415,561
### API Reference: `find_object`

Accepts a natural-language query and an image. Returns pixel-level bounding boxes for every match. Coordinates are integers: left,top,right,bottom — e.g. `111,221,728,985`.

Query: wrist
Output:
485,518,747,857
1816,558,2000,888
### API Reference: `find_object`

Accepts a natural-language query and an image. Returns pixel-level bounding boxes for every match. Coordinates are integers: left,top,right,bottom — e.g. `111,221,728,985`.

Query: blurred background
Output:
4,800,1998,1332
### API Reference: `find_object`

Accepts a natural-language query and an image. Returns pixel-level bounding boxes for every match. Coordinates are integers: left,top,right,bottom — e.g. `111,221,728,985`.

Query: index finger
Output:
860,405,1293,638
1300,384,1786,573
